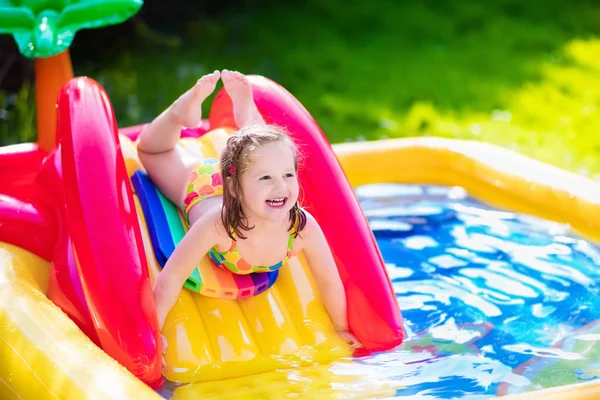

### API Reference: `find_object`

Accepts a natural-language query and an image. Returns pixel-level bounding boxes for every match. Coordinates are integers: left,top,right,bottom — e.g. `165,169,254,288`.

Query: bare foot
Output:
221,69,264,127
171,70,220,128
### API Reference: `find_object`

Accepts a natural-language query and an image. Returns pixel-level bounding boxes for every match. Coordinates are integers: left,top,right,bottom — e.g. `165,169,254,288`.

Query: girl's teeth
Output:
266,198,286,206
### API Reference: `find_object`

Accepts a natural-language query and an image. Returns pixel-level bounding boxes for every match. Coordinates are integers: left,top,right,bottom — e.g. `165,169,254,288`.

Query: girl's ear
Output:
227,177,239,199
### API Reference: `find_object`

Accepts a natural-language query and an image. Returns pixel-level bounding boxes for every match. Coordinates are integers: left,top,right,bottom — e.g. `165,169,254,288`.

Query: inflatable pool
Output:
1,74,599,399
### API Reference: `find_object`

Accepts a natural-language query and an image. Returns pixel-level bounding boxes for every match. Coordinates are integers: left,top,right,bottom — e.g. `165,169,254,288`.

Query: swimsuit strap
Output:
286,211,299,255
284,231,294,257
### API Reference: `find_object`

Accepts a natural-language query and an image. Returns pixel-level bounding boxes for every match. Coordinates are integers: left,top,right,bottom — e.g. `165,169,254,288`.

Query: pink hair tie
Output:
229,164,236,175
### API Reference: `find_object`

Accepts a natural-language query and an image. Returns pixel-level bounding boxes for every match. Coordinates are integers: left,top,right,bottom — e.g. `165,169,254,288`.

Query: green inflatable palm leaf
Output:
0,8,35,32
0,0,143,58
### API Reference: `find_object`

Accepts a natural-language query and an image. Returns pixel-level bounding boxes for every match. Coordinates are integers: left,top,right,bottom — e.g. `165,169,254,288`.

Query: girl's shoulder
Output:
291,208,328,254
189,207,231,248
296,208,321,239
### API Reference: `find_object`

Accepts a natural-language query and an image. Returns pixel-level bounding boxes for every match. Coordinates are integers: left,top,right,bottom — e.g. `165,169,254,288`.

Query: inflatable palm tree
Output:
0,0,142,151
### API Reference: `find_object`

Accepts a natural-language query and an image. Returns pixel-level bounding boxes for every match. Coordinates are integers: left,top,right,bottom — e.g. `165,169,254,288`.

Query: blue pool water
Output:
159,184,600,399
357,184,600,398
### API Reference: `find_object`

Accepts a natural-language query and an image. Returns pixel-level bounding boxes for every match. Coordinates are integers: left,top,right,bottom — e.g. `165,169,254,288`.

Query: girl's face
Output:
237,141,299,224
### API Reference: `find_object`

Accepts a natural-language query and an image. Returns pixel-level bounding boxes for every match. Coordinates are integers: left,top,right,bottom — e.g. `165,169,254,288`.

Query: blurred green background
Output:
1,0,600,177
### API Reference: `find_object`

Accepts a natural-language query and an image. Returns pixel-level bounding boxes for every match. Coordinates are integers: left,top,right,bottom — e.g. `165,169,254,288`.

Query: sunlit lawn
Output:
3,0,600,177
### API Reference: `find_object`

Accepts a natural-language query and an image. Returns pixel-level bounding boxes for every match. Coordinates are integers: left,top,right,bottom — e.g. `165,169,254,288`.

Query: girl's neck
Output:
243,212,289,237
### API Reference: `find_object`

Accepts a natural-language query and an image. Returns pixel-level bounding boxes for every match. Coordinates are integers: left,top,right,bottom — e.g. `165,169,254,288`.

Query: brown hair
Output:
220,124,306,240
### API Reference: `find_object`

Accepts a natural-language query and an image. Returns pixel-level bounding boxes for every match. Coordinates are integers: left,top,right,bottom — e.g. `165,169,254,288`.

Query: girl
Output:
137,69,361,348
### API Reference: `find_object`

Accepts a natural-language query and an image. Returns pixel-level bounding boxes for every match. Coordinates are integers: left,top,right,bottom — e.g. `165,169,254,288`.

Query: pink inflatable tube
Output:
0,194,56,260
54,77,162,388
209,76,405,352
0,143,46,202
37,149,100,345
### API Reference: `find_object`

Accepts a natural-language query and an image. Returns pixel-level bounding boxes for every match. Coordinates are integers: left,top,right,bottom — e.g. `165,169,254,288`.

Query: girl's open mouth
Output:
266,197,287,208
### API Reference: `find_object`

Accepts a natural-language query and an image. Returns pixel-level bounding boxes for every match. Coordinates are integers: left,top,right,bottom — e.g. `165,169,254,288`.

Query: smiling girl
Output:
137,70,361,348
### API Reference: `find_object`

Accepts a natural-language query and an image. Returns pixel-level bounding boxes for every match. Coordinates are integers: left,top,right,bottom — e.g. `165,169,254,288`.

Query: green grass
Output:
0,81,35,146
4,0,600,177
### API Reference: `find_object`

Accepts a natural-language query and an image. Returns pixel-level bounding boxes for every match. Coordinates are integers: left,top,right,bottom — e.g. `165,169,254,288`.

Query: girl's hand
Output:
161,334,168,369
336,328,364,349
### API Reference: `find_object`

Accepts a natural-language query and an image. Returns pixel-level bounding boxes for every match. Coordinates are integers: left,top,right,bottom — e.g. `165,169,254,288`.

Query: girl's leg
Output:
185,70,266,225
137,71,220,207
221,70,265,127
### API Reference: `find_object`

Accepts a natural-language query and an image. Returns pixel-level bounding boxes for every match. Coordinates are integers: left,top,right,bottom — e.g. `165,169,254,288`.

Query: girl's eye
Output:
285,173,295,178
260,175,271,180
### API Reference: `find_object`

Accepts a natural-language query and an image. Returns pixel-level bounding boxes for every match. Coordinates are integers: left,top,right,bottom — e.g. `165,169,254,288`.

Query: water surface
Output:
357,184,600,398
159,184,600,399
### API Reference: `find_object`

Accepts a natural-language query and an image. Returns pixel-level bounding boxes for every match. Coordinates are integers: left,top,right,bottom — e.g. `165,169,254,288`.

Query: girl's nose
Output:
274,178,286,191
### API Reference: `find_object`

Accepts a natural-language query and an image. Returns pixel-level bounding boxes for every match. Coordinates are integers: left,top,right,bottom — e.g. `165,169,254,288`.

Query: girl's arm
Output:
154,209,221,330
302,213,363,349
301,212,349,332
